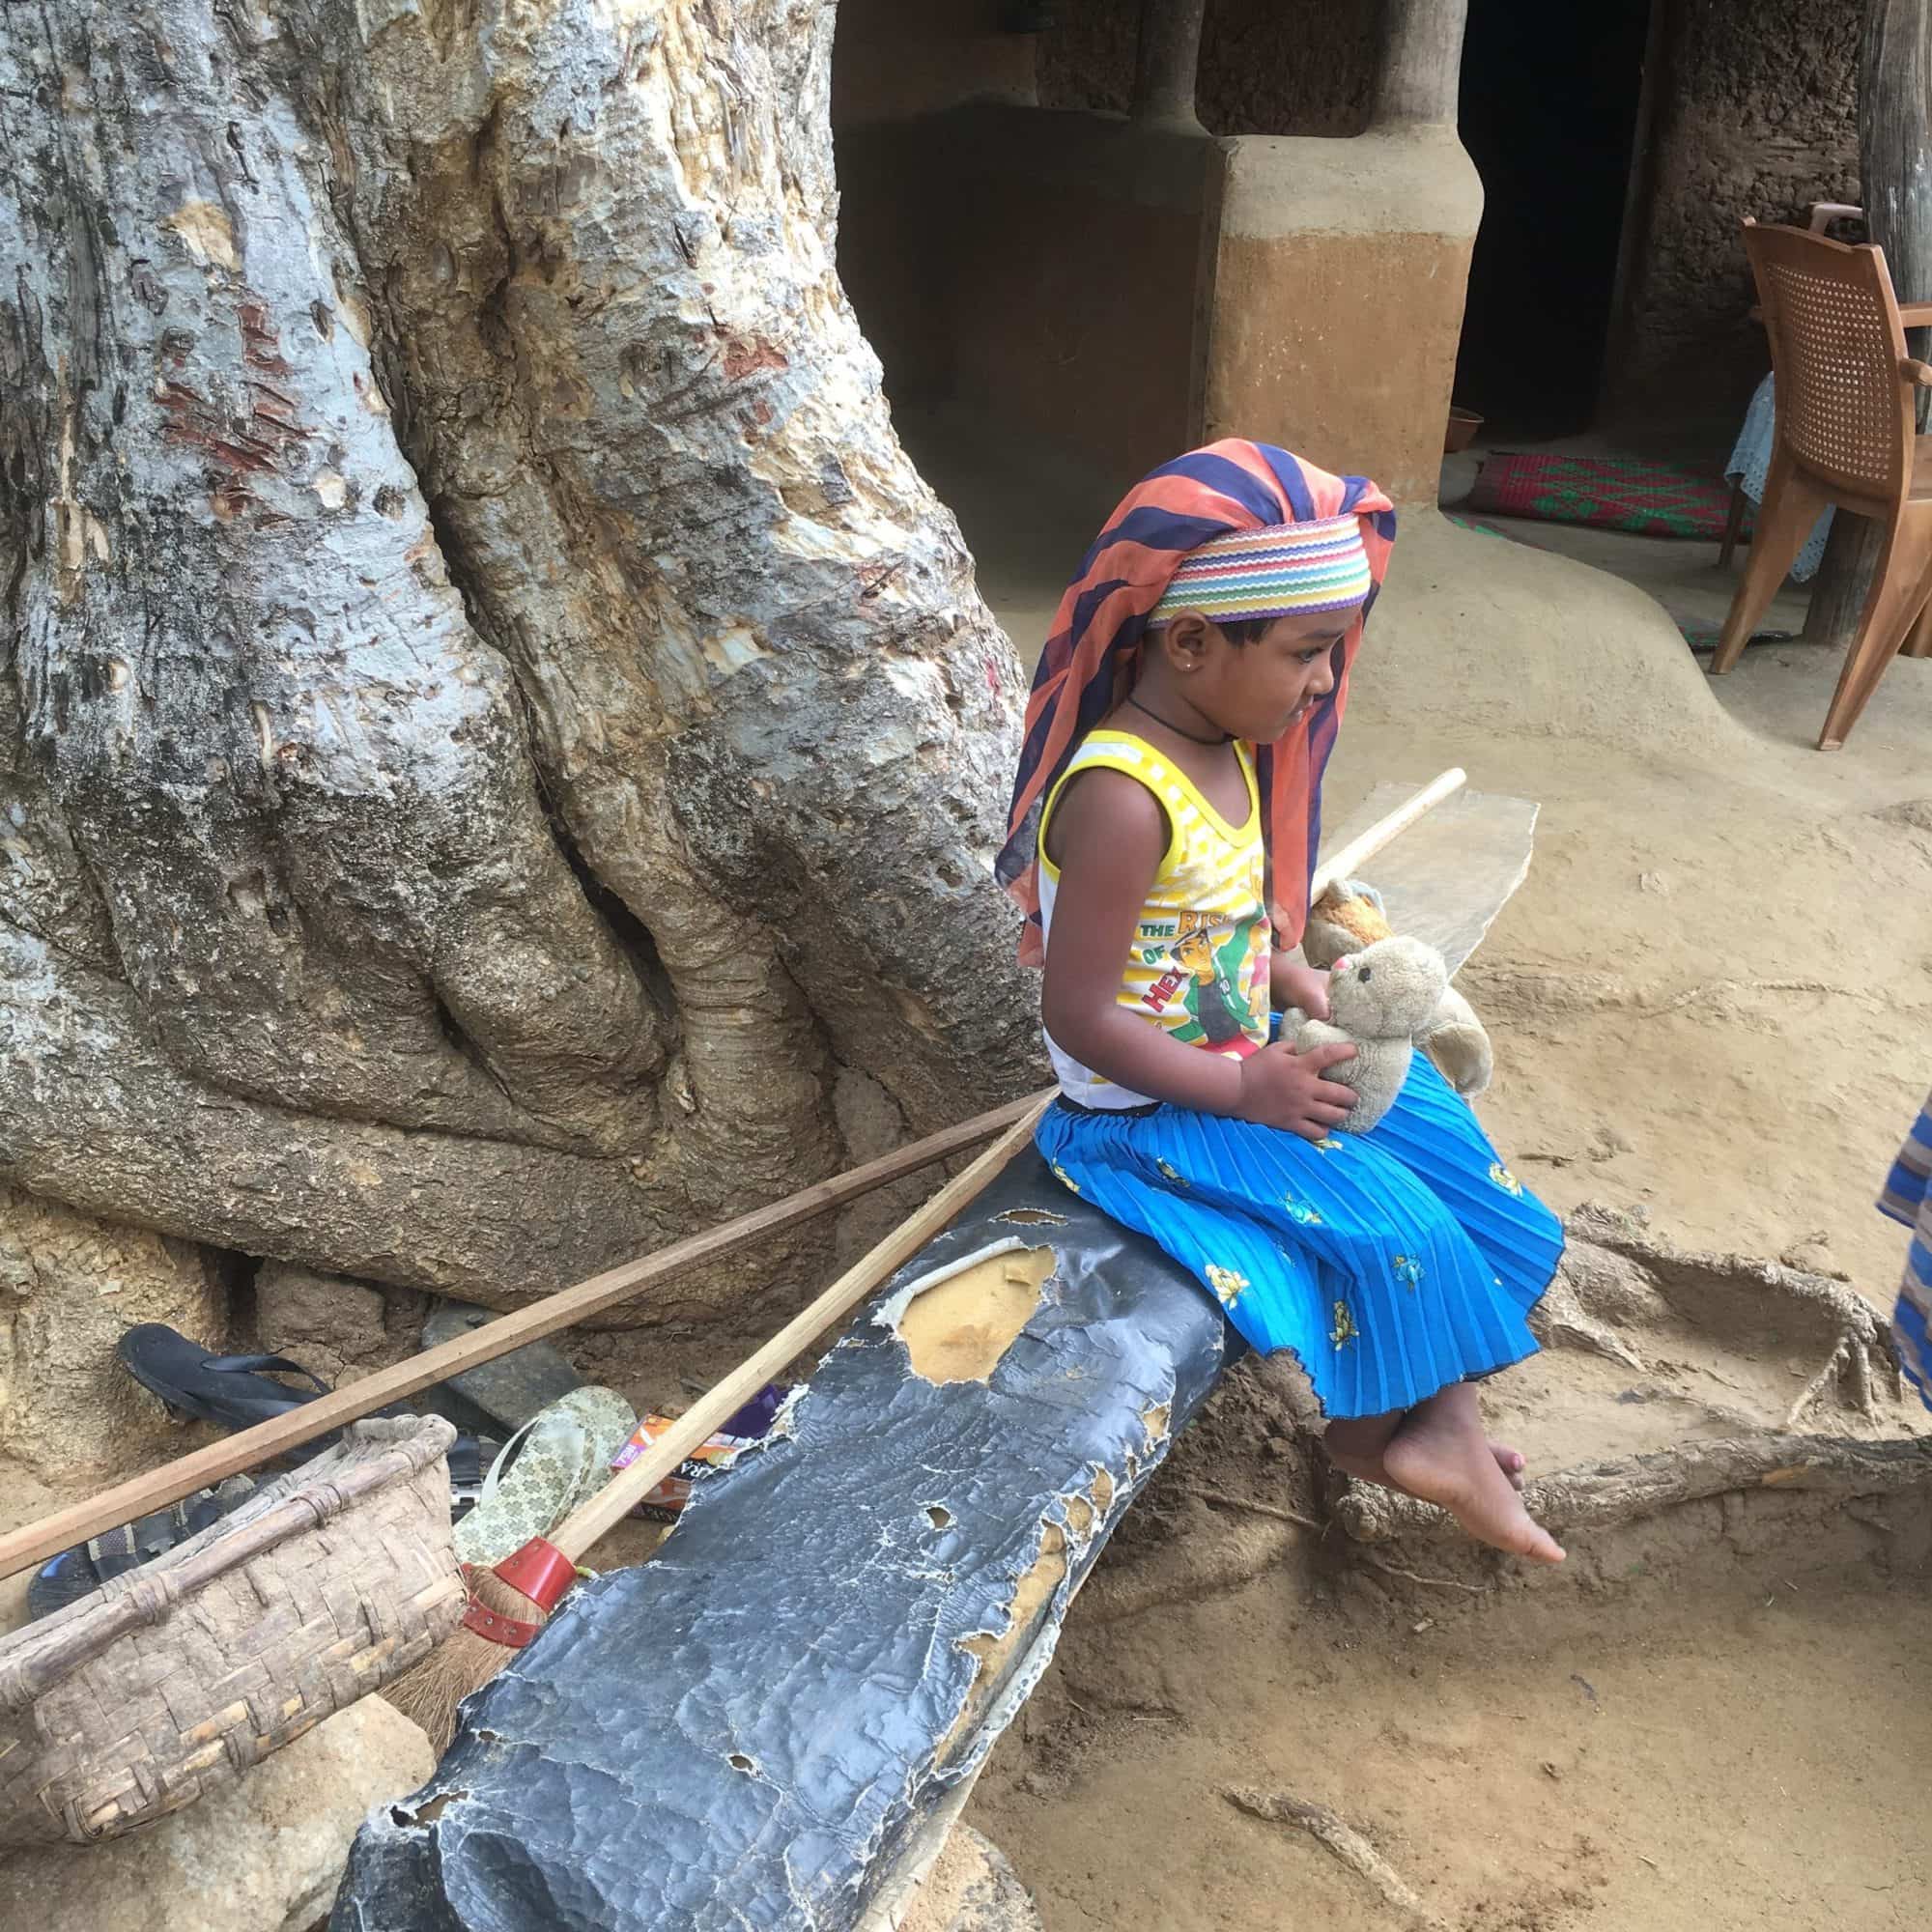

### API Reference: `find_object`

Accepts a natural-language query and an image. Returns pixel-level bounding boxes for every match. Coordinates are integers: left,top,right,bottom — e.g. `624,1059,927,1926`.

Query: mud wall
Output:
836,104,1214,488
1605,0,1862,429
1036,0,1383,138
833,5,1472,505
1037,0,1864,440
833,0,1037,127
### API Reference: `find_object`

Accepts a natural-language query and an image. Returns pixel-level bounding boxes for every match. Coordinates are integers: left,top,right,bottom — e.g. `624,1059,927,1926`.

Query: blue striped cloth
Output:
1881,1091,1932,1408
1036,1053,1563,1419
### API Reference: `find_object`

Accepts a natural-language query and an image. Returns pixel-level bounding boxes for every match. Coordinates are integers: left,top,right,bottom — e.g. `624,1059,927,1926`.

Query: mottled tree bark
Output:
0,1,1036,1318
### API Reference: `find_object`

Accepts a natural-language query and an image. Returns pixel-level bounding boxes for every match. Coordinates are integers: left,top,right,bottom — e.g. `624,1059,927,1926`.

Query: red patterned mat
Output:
1463,452,1741,541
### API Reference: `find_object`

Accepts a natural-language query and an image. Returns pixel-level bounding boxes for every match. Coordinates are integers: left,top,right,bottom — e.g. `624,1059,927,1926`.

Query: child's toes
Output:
1509,1514,1565,1565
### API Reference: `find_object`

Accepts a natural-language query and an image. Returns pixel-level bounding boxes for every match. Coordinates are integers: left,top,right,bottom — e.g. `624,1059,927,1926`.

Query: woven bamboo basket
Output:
0,1415,466,1850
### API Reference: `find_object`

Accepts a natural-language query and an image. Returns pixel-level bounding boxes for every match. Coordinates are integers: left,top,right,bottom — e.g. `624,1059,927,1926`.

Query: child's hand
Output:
1271,953,1332,1020
1236,1039,1358,1140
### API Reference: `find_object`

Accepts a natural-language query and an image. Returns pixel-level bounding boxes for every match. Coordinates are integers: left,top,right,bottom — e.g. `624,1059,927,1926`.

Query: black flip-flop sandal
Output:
115,1321,505,1503
117,1323,336,1432
25,1477,256,1622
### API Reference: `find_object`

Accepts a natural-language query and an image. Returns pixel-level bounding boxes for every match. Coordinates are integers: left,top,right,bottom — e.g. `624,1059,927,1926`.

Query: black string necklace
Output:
1125,694,1233,747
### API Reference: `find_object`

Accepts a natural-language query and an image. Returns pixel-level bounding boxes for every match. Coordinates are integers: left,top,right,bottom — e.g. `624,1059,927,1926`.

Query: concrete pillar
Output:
1372,0,1472,128
1130,0,1207,129
1198,130,1484,506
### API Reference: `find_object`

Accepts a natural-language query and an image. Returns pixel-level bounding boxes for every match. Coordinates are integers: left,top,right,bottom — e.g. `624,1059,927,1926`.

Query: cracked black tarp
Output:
331,1146,1230,1931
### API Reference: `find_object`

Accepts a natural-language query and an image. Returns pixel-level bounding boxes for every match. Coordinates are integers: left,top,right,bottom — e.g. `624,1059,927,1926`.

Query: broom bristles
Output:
382,1568,551,1755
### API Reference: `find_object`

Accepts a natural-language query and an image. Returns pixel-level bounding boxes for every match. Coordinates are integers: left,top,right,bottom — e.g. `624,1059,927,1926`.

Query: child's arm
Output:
1271,950,1332,1017
1041,771,1356,1139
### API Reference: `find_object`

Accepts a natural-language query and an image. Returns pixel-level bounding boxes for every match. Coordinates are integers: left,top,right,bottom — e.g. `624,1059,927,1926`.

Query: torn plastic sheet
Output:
331,1147,1230,1931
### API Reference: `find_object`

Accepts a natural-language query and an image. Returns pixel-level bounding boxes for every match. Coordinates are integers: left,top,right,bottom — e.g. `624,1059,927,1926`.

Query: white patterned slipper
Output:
453,1385,638,1569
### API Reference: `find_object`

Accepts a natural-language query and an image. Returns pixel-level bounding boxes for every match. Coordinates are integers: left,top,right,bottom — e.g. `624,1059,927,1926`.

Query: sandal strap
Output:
448,1435,497,1491
89,1506,178,1579
201,1351,333,1396
86,1521,141,1577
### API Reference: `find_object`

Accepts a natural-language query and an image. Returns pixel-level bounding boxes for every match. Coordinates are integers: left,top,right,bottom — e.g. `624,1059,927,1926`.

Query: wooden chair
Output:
1711,219,1932,749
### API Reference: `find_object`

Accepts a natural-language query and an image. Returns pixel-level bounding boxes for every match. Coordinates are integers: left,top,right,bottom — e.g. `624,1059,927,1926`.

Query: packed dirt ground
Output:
4,419,1926,1931
924,415,1932,1931
977,1566,1930,1932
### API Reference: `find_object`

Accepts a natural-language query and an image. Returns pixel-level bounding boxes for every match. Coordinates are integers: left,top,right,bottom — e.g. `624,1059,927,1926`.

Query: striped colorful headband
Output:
1148,514,1373,628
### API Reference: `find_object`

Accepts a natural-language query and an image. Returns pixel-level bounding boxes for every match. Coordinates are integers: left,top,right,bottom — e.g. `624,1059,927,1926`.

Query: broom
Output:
384,1097,1052,1749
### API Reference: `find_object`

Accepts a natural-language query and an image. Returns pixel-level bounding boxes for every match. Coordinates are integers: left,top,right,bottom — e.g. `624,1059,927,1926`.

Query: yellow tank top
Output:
1037,729,1271,1109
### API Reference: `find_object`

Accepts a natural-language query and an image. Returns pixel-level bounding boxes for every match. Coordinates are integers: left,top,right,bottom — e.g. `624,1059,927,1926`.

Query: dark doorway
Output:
1453,0,1654,438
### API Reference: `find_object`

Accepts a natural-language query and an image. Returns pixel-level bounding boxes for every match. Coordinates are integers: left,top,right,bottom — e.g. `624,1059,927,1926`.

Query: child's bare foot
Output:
1383,1388,1564,1564
1325,1440,1388,1486
1324,1415,1399,1489
1329,1423,1525,1493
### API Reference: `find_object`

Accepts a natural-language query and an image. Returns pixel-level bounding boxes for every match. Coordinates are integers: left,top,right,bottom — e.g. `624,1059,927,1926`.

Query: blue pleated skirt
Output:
1880,1093,1932,1410
1034,1053,1563,1419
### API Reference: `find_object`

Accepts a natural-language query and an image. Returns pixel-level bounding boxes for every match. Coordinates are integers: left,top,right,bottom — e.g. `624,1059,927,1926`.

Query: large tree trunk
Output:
0,1,1037,1333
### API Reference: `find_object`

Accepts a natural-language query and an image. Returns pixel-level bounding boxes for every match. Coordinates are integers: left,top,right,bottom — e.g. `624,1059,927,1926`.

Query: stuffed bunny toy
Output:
1302,879,1492,1098
1294,935,1450,1133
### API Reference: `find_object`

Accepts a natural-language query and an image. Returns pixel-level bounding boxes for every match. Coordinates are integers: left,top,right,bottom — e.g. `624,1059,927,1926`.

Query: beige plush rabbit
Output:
1302,879,1492,1098
1294,936,1450,1132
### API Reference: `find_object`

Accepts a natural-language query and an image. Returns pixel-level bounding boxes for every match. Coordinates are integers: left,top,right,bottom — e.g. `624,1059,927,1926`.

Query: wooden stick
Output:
554,1100,1053,1557
1311,767,1463,895
0,766,1464,1581
0,1093,1039,1579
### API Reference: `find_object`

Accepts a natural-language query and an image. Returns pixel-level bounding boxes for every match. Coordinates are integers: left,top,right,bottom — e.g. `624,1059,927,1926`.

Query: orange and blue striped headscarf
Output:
999,440,1395,967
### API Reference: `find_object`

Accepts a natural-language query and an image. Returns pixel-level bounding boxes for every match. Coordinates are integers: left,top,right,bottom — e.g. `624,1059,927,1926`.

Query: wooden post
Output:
1861,0,1932,343
1130,0,1207,128
1802,511,1881,648
1805,0,1932,649
1371,0,1472,128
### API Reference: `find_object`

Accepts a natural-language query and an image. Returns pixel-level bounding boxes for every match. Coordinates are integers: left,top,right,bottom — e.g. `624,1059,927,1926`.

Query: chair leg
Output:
1816,521,1932,749
1710,450,1830,674
1830,563,1932,744
1719,478,1747,570
1905,601,1932,659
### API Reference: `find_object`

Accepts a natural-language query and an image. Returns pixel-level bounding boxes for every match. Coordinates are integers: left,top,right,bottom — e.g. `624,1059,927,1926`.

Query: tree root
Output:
1784,1326,1884,1428
1643,976,1877,1017
1225,1787,1449,1931
1184,1487,1491,1593
1360,1558,1490,1595
1182,1484,1321,1533
1335,1432,1932,1545
1565,1206,1905,1425
1529,1267,1647,1372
